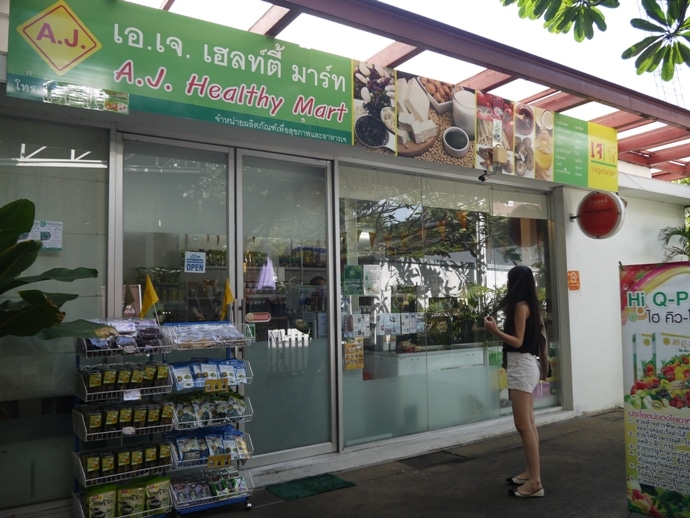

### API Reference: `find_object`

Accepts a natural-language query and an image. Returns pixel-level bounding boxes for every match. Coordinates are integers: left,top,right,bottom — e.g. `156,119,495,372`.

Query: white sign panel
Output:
184,251,206,273
19,220,63,250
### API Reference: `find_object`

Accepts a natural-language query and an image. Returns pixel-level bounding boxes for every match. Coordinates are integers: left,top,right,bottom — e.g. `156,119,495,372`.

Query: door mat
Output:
266,474,356,501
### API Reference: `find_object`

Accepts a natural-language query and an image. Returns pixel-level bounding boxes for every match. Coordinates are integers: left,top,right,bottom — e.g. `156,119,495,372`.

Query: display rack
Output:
163,321,255,514
71,319,177,518
71,319,254,517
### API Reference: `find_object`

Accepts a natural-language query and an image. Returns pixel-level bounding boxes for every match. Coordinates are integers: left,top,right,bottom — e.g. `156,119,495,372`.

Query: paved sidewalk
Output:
201,408,643,517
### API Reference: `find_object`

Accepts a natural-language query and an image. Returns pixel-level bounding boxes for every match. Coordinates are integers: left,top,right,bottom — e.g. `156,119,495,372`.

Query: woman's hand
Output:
484,315,498,335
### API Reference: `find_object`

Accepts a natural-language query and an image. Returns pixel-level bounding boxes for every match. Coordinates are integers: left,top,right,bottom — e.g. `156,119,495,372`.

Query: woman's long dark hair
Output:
497,265,541,339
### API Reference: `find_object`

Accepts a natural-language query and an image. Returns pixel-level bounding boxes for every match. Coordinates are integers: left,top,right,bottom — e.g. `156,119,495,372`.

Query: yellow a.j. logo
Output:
17,0,101,76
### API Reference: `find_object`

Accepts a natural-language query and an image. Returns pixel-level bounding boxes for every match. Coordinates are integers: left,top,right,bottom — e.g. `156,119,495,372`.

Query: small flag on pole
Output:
140,274,160,318
219,278,235,321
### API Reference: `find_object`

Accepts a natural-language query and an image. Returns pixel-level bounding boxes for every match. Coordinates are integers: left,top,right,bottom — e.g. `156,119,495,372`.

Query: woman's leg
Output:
510,389,542,493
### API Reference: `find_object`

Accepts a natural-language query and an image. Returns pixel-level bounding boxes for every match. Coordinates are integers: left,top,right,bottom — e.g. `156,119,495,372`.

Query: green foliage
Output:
499,0,690,81
0,199,114,338
658,224,690,261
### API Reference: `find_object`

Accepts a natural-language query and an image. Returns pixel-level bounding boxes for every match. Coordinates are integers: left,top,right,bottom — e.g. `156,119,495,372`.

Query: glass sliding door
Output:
240,152,334,461
122,139,231,325
339,163,555,446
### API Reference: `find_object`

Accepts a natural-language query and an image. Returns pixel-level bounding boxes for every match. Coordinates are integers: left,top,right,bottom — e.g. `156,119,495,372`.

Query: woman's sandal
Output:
509,487,545,498
505,476,528,486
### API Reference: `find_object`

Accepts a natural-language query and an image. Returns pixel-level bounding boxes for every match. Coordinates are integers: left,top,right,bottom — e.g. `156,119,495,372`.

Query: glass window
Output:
122,141,228,324
339,164,556,446
0,115,108,508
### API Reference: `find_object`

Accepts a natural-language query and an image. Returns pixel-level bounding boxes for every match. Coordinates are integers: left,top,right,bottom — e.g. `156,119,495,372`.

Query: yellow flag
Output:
139,274,160,318
219,278,235,320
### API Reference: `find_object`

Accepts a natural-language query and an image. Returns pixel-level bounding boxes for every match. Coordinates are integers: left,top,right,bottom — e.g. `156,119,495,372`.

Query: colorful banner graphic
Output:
620,262,690,517
7,0,617,190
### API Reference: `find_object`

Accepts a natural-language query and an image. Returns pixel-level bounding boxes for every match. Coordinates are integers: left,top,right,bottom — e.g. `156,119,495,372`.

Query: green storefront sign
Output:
7,0,352,144
7,0,618,191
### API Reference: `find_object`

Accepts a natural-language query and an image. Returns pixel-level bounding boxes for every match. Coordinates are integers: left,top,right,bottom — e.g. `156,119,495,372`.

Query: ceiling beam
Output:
269,0,690,131
648,143,690,165
367,42,423,69
618,126,690,154
457,70,514,92
592,111,651,132
249,5,299,37
531,91,587,112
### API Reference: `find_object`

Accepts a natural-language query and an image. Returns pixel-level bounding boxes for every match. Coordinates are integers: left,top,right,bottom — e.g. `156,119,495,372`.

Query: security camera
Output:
478,170,489,182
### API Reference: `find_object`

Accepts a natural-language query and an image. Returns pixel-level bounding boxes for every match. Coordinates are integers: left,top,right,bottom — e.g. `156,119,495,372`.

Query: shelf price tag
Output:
204,379,228,393
123,389,142,401
207,454,232,468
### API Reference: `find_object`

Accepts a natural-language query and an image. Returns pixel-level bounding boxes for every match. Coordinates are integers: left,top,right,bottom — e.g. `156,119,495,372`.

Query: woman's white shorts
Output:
506,351,540,393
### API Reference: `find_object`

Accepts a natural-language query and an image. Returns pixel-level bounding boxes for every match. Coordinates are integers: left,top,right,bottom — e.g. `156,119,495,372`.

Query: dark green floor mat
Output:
266,474,356,501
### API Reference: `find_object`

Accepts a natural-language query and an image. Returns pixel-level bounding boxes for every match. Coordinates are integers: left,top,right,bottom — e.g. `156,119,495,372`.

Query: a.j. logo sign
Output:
17,0,101,75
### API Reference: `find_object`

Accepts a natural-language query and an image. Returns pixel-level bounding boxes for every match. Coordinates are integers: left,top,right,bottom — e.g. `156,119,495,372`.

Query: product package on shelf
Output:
170,392,253,431
167,425,253,470
76,319,170,357
76,363,173,403
171,468,253,511
162,322,253,349
170,358,253,391
73,442,173,487
73,400,175,442
73,474,173,518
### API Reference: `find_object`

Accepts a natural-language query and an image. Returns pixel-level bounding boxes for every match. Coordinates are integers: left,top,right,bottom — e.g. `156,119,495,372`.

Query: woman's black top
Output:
502,306,538,356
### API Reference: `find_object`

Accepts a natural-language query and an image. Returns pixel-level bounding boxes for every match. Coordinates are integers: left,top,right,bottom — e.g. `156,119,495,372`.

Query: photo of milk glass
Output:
452,89,476,140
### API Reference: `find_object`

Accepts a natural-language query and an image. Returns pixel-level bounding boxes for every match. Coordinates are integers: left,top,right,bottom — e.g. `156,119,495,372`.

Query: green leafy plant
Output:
499,0,690,81
0,199,114,338
658,224,690,261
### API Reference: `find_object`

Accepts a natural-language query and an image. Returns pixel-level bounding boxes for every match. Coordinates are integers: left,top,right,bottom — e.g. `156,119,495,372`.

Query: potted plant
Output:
0,199,114,338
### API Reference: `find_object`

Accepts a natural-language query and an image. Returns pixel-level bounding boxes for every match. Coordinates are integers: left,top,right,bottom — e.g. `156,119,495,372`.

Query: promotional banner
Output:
620,262,690,517
7,0,617,191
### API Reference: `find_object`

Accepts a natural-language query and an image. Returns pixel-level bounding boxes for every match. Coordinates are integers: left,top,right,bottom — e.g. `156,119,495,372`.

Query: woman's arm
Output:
483,302,530,349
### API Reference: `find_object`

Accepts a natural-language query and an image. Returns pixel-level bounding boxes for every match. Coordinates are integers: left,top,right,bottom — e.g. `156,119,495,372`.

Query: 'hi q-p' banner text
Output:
621,262,690,517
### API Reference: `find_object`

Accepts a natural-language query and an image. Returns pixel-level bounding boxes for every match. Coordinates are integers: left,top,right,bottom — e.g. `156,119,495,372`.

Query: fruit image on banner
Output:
620,262,690,517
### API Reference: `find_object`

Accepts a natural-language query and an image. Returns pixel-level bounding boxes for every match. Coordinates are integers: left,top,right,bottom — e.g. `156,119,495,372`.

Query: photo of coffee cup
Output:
442,127,470,158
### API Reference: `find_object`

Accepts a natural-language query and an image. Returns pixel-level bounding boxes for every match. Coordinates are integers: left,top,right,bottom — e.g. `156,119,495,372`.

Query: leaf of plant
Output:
583,8,595,40
573,12,585,42
635,39,664,73
668,0,688,21
590,8,608,32
36,291,79,308
534,0,553,18
622,35,662,59
552,7,576,32
0,240,41,293
0,199,35,252
641,0,669,26
678,42,690,65
661,45,676,80
40,319,118,340
544,0,563,23
631,18,667,32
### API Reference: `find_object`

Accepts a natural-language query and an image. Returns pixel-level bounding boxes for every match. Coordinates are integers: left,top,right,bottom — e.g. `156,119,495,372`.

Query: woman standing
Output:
484,265,544,498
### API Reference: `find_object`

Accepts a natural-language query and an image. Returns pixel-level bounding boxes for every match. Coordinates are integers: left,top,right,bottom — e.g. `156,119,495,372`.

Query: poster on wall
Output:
620,262,690,517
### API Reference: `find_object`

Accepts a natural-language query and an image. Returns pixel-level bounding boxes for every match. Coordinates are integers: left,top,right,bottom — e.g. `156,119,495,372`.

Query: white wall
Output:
559,182,689,415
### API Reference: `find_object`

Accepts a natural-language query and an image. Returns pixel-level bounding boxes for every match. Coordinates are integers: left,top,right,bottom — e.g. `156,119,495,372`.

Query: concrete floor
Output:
190,408,645,518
